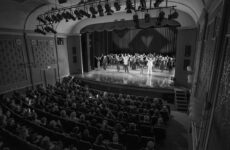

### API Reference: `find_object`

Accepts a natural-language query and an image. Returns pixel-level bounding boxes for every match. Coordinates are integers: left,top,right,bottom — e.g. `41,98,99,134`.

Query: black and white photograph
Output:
0,0,229,150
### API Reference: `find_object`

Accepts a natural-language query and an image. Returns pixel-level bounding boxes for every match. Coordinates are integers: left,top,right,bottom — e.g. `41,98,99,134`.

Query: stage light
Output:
45,15,53,23
37,16,46,24
145,13,150,23
34,27,46,35
97,4,104,16
114,1,121,11
61,11,69,22
126,0,133,13
156,11,165,25
105,3,114,15
79,9,91,18
154,0,164,8
56,12,63,21
168,11,179,20
44,26,57,34
89,6,97,18
74,9,83,20
51,14,60,23
58,0,67,4
133,13,139,28
65,11,76,21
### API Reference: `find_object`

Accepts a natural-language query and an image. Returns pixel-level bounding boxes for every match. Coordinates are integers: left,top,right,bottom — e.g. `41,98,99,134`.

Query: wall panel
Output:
0,35,30,93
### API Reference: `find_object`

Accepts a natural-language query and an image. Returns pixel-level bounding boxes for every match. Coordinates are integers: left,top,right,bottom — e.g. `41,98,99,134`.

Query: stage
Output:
79,66,175,89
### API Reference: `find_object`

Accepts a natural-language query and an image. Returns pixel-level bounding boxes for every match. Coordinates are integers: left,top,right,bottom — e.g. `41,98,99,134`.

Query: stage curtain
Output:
111,27,177,55
89,27,177,56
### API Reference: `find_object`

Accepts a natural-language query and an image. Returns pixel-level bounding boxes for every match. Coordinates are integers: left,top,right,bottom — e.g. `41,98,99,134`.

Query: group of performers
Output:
95,53,175,75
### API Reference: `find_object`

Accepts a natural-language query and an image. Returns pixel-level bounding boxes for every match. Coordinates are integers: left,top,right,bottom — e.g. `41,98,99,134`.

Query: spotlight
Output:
97,4,104,16
56,13,63,21
89,6,97,18
45,15,53,23
44,26,57,34
37,16,46,24
74,9,83,20
62,11,69,22
65,11,76,21
105,3,114,15
44,26,50,32
157,11,165,25
79,9,91,18
145,13,150,23
154,0,164,8
114,1,121,11
58,0,67,4
126,0,134,13
168,11,179,20
34,27,46,35
51,14,60,23
133,14,139,28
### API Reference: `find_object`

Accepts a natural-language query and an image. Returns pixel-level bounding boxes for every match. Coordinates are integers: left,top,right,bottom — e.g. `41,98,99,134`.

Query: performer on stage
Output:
95,55,102,70
146,55,154,75
115,54,121,72
138,54,145,74
122,54,130,73
102,54,108,70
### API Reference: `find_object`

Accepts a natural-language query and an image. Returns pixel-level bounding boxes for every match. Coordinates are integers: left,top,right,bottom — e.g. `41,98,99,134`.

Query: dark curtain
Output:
111,27,177,55
81,33,89,72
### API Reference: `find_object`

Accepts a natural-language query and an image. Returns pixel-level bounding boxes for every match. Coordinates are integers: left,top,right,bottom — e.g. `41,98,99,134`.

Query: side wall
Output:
0,31,70,94
175,28,197,87
67,35,83,74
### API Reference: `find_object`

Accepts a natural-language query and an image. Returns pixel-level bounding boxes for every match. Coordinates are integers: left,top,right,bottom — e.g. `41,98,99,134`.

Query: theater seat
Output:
140,136,155,148
78,140,92,150
93,144,107,150
108,143,124,150
153,127,166,144
139,125,153,136
124,133,140,150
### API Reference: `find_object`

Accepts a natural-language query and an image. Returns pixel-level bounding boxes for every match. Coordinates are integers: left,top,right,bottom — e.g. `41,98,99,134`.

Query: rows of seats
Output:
0,76,170,150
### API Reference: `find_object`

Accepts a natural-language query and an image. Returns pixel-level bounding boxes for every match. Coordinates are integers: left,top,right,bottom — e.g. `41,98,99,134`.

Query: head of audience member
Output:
49,120,57,129
71,103,77,109
41,117,47,126
70,111,77,120
146,141,155,150
40,136,51,150
112,132,119,144
20,126,29,140
0,115,7,127
79,113,85,122
6,111,11,118
60,110,67,118
94,134,103,145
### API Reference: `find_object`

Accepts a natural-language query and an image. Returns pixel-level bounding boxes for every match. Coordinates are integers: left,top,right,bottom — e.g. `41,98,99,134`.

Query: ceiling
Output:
0,0,214,34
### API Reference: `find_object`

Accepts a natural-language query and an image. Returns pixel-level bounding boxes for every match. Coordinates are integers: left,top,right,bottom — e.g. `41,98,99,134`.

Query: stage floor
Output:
79,66,175,89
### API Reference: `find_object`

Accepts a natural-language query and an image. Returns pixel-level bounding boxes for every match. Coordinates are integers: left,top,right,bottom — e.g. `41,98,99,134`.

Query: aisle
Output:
159,111,189,150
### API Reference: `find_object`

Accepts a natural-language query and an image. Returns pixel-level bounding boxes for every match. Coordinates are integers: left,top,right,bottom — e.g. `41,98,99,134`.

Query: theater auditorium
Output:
0,0,229,150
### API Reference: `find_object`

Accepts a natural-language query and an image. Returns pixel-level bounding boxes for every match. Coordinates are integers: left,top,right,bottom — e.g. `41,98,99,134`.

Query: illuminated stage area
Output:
79,66,175,89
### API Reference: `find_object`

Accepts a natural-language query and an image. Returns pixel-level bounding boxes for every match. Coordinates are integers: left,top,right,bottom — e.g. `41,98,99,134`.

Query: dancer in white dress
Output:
147,56,154,75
